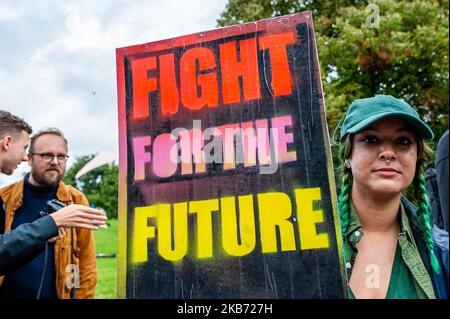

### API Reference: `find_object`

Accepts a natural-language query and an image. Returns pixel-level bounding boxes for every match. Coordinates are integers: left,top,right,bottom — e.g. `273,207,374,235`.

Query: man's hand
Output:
50,204,107,229
48,227,67,243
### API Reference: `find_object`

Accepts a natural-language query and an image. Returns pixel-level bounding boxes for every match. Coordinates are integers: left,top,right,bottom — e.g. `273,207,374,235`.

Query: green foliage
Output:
64,154,118,219
218,0,449,141
217,0,364,27
319,0,449,140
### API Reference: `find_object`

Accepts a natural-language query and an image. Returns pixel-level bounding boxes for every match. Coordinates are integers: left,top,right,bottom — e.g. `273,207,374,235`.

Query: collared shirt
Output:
344,202,436,299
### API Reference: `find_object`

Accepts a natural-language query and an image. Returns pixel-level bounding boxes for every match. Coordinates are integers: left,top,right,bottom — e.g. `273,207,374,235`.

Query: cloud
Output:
0,2,26,22
0,0,227,186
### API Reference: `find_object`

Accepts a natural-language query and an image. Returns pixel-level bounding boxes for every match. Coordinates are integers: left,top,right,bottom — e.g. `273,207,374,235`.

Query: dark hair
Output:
333,125,440,273
29,127,68,153
0,110,33,138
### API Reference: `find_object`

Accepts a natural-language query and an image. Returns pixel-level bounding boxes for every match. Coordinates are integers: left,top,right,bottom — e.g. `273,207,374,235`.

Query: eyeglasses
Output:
31,153,69,163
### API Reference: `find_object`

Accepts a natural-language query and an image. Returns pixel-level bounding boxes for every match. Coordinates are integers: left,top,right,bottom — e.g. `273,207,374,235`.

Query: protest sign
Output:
116,11,347,298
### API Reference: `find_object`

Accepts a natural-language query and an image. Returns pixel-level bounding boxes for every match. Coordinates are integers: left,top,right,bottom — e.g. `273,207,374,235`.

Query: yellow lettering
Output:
189,199,219,258
158,202,188,261
295,188,329,249
221,195,256,256
132,205,158,263
131,187,331,263
257,192,296,253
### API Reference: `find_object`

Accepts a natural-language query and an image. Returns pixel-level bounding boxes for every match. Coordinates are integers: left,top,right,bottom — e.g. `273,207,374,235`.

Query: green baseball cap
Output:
340,95,434,140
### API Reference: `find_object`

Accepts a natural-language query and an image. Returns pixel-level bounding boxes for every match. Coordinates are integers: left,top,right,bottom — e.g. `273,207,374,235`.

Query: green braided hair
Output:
331,122,354,263
409,141,441,274
337,166,352,263
338,169,352,237
336,135,353,235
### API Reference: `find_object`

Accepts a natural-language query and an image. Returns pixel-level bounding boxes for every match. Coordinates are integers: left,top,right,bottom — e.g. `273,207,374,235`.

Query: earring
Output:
344,160,351,169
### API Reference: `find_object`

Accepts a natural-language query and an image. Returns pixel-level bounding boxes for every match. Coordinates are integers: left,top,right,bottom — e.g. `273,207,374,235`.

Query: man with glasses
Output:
0,128,98,299
0,111,106,279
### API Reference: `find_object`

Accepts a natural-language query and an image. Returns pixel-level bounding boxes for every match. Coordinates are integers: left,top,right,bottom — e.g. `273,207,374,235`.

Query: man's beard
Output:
31,168,64,187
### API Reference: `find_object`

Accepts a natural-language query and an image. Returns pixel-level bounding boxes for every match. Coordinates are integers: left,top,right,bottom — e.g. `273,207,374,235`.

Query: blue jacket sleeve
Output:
436,130,449,232
432,224,449,299
0,215,58,275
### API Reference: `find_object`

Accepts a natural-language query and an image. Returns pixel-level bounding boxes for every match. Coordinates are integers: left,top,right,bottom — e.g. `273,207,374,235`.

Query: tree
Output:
64,155,118,219
217,0,363,29
218,0,449,142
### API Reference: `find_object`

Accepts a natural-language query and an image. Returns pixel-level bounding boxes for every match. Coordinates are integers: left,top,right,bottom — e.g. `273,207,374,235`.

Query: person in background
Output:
0,110,106,277
424,129,449,296
0,127,99,299
435,130,448,232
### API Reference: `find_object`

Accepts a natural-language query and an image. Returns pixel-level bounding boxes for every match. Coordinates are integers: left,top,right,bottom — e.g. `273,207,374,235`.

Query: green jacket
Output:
344,199,436,299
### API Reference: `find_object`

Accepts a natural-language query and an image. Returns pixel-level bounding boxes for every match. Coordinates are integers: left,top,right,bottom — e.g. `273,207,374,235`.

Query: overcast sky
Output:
0,0,228,186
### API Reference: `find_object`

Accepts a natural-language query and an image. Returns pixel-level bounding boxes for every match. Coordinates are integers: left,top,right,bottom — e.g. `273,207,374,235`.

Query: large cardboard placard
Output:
116,11,347,299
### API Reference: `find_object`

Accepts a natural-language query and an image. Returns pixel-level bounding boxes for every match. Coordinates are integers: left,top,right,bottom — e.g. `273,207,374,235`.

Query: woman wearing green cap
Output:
336,94,448,299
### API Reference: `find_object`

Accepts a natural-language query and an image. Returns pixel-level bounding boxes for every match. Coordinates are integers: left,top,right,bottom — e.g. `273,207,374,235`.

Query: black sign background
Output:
116,11,348,299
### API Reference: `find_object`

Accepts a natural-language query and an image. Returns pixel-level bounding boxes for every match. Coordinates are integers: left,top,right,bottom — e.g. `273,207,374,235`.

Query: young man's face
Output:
0,130,30,175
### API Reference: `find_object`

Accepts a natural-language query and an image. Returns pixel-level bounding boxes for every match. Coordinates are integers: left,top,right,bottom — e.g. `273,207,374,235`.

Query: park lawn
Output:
94,219,118,299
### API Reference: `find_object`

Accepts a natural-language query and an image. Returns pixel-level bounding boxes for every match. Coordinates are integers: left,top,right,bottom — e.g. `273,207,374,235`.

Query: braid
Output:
338,170,352,236
415,174,441,274
338,167,352,263
332,123,354,264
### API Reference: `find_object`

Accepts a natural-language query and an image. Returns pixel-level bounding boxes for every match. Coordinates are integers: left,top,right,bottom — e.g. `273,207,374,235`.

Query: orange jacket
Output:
0,180,97,299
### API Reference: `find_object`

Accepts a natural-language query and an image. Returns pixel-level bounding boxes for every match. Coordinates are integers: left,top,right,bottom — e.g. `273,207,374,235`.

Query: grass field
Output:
94,219,118,299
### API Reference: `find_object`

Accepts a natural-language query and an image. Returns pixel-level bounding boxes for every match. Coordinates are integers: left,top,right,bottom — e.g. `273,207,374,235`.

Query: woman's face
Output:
348,116,418,198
